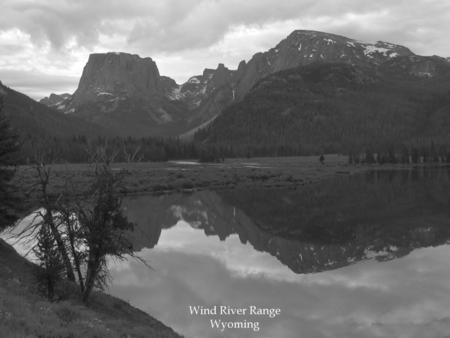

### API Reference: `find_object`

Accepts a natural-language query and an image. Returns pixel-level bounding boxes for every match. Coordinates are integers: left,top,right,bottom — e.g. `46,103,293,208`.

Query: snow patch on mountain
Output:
187,77,201,84
363,44,401,59
363,45,390,57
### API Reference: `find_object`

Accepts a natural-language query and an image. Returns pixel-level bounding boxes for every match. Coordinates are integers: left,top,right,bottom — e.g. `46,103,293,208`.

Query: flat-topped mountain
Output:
38,30,450,141
43,52,193,137
72,52,162,105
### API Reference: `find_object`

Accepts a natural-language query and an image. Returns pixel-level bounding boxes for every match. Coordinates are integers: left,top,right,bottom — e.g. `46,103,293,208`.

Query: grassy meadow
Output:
13,155,363,204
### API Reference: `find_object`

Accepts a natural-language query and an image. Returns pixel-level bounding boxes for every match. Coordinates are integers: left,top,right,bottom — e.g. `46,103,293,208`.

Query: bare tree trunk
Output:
36,164,76,282
69,238,85,293
131,145,142,162
64,212,85,293
82,252,100,303
45,210,76,282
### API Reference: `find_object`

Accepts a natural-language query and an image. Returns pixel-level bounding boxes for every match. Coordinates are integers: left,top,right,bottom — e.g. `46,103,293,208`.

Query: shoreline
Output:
12,155,359,200
12,155,448,204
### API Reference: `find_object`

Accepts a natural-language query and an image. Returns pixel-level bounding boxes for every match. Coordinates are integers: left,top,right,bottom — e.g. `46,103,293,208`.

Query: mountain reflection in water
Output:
108,167,450,338
125,167,450,274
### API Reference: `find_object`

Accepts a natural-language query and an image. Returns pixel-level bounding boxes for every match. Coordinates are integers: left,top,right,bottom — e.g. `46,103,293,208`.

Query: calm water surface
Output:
108,167,450,338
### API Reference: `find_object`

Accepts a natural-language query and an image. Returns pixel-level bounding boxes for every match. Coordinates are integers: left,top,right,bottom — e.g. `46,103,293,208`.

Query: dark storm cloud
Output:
1,0,449,98
1,0,449,55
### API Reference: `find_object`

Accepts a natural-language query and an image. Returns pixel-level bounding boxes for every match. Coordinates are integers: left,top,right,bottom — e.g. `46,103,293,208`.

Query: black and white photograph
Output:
1,1,450,337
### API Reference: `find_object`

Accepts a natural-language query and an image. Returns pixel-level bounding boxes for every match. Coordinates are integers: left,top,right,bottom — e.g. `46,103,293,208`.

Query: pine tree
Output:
0,95,19,230
33,224,65,300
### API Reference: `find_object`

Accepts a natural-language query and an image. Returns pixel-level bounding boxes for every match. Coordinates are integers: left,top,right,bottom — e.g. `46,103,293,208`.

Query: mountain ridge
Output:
195,59,450,156
34,30,450,143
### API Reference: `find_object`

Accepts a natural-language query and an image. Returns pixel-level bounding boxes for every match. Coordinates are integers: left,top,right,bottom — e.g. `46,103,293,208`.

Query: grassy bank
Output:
13,155,366,203
0,239,182,338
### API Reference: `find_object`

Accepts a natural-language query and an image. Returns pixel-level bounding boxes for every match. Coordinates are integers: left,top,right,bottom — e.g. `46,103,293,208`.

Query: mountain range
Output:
2,29,450,154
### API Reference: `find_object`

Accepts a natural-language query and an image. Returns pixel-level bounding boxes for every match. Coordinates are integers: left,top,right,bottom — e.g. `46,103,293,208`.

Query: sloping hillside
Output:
0,239,182,338
0,81,107,139
195,59,450,155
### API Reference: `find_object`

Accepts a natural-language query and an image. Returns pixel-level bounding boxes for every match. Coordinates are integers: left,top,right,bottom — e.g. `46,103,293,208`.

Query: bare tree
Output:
34,163,76,282
75,163,134,302
56,199,86,293
84,139,120,165
17,148,140,303
122,140,142,163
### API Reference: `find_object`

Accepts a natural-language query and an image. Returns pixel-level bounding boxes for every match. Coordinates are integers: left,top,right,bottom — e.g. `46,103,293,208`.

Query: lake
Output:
107,167,450,338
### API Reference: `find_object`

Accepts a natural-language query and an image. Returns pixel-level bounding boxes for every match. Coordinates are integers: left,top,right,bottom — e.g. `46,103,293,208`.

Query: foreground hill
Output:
0,81,107,139
0,238,181,338
195,59,450,156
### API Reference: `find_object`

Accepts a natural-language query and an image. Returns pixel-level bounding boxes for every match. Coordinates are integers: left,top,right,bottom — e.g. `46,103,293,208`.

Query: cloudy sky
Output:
0,0,450,99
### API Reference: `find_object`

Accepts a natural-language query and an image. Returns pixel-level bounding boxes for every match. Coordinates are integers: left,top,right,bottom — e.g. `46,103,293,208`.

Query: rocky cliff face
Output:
163,63,236,136
168,64,235,110
72,52,162,105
